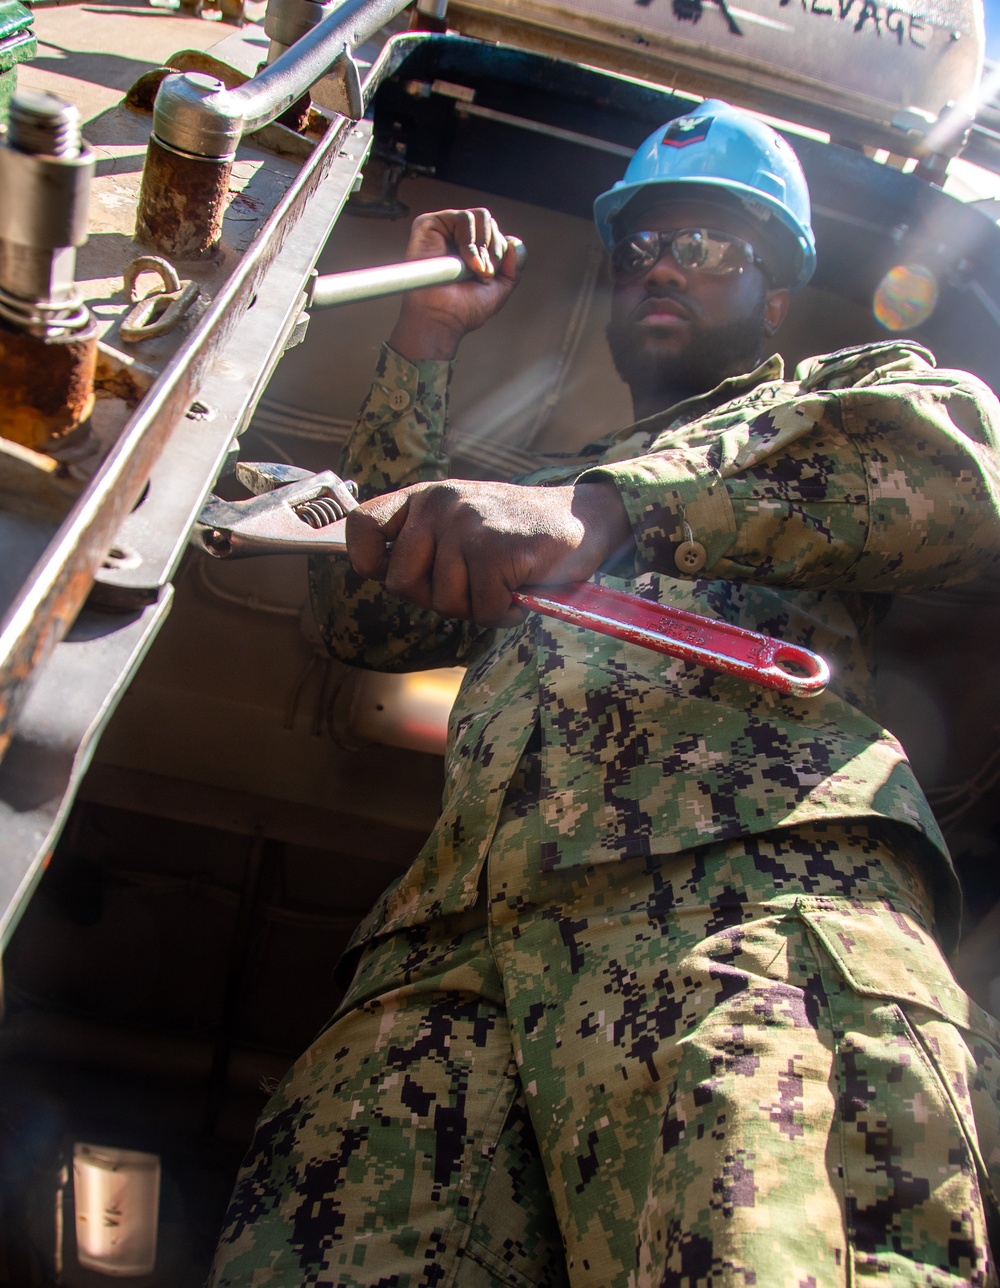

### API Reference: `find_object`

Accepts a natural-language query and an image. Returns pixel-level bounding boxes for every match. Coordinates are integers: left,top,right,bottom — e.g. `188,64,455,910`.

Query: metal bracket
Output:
323,46,364,121
284,306,311,350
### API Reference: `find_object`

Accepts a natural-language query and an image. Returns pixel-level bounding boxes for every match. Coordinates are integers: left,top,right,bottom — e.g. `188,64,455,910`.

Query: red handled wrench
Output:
196,465,830,698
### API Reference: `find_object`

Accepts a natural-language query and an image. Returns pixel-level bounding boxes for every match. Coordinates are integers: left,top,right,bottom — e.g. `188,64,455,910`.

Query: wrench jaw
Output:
195,467,358,559
234,461,314,494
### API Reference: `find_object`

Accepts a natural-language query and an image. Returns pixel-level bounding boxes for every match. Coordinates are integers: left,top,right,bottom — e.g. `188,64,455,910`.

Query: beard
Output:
606,292,769,412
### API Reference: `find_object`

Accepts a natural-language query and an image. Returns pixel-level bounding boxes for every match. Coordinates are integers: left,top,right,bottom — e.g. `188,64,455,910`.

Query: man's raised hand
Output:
389,208,523,362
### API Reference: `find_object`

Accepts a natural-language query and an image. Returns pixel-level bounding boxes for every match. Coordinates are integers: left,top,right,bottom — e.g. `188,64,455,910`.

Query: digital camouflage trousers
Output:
210,813,1000,1288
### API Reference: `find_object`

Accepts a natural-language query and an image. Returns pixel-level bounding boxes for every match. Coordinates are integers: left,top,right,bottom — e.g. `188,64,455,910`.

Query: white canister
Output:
72,1143,161,1277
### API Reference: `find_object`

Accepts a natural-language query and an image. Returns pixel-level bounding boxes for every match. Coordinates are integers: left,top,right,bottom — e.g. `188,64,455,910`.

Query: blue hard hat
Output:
594,100,817,289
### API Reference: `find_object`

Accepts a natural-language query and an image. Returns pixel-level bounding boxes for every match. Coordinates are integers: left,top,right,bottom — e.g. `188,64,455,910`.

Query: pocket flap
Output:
797,896,998,1044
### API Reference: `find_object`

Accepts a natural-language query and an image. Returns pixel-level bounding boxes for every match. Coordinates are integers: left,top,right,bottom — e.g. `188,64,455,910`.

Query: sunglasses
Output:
610,228,768,281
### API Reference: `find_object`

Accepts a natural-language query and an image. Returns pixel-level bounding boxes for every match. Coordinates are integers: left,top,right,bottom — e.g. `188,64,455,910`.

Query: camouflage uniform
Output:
212,340,1000,1286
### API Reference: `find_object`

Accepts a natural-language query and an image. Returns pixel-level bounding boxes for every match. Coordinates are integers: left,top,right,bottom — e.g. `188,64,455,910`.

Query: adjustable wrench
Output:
195,463,830,698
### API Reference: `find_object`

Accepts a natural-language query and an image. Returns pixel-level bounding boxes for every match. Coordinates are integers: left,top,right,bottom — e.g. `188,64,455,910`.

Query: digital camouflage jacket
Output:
310,339,1000,947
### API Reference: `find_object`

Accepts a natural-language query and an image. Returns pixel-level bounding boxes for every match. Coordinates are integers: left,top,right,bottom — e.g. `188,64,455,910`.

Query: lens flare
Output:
873,263,939,331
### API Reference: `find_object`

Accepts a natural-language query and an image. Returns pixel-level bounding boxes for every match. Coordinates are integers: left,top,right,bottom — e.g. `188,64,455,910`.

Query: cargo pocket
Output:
796,896,1000,1285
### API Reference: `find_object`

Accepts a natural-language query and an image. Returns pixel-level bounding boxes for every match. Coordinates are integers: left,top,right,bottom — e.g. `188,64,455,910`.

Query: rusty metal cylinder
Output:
135,73,241,259
0,89,98,450
0,315,99,449
135,134,233,260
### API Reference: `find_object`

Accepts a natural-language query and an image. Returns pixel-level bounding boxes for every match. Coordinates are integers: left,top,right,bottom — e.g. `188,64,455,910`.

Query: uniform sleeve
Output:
580,368,1000,594
338,342,452,499
309,344,490,671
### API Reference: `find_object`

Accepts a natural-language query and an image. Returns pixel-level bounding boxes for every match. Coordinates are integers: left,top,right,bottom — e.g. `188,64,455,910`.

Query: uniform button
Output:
388,389,411,411
675,540,707,573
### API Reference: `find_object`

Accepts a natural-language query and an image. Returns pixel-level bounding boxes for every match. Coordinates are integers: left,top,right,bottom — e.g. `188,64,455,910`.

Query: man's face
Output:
606,199,790,408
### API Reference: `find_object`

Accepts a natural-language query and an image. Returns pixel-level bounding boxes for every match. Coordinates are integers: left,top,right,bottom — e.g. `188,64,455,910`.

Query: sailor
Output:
212,100,1000,1287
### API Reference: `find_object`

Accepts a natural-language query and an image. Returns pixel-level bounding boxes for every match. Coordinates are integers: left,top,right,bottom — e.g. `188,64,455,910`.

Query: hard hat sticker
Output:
661,116,713,148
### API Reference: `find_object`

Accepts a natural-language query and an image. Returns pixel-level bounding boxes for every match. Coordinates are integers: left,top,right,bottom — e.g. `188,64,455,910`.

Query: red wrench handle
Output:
512,581,830,698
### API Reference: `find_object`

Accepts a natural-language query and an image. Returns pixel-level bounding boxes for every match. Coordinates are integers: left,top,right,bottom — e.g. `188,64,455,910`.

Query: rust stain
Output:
0,319,99,451
228,191,262,215
135,137,233,260
275,91,312,135
94,350,155,404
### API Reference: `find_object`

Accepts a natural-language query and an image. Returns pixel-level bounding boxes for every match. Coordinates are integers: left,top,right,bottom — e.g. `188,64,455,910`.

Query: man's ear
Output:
764,287,792,336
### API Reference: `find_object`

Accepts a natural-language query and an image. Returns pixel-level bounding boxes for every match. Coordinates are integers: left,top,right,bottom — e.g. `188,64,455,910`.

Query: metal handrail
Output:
0,31,424,760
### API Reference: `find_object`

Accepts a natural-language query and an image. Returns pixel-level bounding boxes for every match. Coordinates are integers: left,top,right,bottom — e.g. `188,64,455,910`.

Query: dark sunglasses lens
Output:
675,231,753,274
671,231,710,270
612,232,661,276
612,230,756,277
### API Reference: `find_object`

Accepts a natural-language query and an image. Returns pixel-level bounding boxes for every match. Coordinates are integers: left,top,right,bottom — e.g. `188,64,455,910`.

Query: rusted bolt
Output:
135,74,239,259
0,318,99,448
204,528,232,555
0,89,98,449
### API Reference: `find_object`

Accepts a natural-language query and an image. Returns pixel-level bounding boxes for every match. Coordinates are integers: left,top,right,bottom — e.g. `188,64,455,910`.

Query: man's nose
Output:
642,248,687,290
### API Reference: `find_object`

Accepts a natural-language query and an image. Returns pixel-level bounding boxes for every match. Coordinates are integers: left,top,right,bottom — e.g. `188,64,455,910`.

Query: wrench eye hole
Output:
772,647,822,681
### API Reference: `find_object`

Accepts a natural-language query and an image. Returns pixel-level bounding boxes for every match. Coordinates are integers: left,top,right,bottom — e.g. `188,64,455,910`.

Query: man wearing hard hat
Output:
213,101,1000,1287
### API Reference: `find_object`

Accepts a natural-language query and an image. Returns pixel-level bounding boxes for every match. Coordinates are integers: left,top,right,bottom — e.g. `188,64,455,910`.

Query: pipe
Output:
409,0,447,29
264,0,353,125
136,0,407,256
310,253,469,307
263,0,335,130
308,244,526,308
265,0,335,56
151,0,409,159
